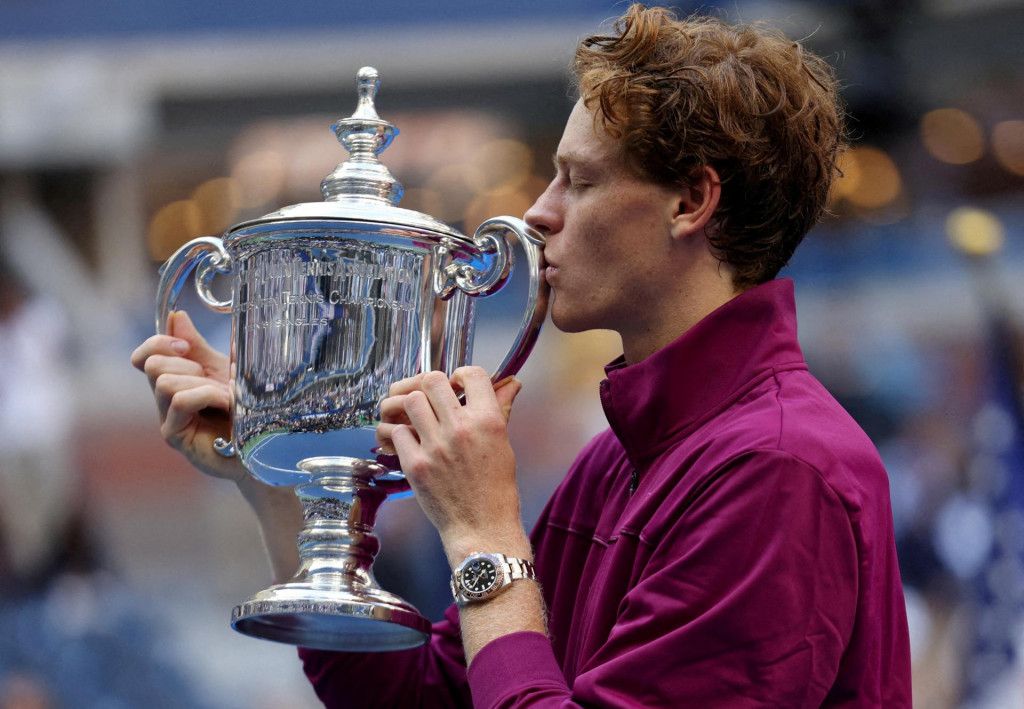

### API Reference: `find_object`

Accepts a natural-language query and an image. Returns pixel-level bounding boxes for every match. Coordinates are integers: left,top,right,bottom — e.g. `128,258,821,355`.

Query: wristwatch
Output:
451,552,537,605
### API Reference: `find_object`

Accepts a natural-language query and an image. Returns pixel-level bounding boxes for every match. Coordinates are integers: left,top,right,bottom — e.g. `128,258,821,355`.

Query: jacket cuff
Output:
467,631,566,708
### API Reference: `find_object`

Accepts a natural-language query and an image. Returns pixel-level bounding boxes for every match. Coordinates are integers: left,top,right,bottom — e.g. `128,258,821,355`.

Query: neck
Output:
619,265,741,365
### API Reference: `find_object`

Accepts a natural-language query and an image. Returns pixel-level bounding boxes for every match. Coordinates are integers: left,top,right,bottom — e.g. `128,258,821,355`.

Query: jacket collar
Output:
601,278,806,466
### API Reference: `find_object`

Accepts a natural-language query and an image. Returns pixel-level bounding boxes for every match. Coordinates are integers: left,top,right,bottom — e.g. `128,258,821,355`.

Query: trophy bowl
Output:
154,67,548,651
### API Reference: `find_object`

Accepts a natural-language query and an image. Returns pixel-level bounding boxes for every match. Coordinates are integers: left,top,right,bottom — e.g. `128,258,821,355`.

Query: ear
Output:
670,165,721,240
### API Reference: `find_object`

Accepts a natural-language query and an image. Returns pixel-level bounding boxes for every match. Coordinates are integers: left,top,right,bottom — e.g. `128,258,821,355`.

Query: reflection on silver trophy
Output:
154,67,548,651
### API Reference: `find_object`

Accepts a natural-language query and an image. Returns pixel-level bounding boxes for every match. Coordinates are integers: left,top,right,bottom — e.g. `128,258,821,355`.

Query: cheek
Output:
615,191,671,230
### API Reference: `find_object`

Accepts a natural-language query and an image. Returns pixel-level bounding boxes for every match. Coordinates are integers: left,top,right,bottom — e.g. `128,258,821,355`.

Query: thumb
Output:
168,310,225,368
495,377,523,422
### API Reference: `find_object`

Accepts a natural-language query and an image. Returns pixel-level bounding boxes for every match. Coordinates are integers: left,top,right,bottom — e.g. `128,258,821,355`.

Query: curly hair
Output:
574,5,847,288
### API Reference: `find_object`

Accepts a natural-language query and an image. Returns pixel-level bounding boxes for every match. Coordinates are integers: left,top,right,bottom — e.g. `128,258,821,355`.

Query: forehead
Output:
555,100,624,169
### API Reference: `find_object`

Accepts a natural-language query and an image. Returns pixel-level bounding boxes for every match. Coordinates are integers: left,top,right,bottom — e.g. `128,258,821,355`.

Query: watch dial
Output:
463,559,498,593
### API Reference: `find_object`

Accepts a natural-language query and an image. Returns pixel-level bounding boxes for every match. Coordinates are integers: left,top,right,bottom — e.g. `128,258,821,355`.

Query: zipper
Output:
600,378,640,496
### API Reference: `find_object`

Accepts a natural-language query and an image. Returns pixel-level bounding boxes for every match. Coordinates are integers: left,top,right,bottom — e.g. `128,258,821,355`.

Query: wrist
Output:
443,530,533,571
236,473,297,510
455,564,547,663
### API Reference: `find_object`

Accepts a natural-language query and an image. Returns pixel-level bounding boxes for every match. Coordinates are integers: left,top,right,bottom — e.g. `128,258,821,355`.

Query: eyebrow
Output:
552,150,589,171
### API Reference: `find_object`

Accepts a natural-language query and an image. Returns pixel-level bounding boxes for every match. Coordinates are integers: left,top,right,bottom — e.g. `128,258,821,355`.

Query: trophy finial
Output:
321,67,403,204
353,67,381,120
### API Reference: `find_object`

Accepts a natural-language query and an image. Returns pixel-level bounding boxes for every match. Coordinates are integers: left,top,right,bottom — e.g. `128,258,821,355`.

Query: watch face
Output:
461,557,499,595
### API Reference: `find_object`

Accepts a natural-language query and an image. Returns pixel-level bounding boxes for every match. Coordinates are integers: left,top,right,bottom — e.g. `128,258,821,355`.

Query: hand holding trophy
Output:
150,67,548,651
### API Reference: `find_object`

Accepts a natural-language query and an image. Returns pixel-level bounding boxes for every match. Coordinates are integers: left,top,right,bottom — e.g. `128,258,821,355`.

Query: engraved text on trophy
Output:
229,238,425,483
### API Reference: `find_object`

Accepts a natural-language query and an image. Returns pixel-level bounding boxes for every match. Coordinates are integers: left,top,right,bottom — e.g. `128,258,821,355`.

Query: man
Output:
132,5,912,707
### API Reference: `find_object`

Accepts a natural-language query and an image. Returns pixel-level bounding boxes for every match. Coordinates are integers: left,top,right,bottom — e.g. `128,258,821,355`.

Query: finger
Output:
450,366,500,409
388,374,425,397
379,395,412,425
390,423,421,454
419,370,462,423
403,390,441,440
142,354,205,391
374,421,404,456
494,378,523,422
375,421,403,447
155,373,230,420
389,424,425,477
163,384,232,441
168,311,227,372
131,335,190,371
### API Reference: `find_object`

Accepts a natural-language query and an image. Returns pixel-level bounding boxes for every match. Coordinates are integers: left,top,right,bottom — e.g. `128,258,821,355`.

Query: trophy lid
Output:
227,67,464,242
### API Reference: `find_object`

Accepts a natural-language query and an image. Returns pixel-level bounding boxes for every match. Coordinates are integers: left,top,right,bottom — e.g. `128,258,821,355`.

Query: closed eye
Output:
553,152,597,190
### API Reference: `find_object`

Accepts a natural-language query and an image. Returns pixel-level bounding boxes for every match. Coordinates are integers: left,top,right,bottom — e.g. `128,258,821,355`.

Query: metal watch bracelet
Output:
451,552,538,605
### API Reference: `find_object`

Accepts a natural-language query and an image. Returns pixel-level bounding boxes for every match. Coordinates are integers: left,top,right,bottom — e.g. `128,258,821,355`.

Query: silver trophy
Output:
154,67,548,651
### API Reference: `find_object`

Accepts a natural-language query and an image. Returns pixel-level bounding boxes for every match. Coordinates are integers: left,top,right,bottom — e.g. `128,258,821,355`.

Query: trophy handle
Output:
445,216,549,383
155,236,237,458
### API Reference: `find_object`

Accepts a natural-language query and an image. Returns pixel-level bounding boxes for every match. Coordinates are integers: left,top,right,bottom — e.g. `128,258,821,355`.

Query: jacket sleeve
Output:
466,450,860,708
299,603,472,708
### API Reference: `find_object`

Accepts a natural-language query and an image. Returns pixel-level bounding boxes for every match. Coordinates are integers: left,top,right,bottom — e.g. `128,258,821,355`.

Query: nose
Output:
524,179,562,236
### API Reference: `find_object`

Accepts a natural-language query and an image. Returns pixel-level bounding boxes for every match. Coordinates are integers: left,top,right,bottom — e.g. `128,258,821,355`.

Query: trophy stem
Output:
231,457,430,652
293,459,386,591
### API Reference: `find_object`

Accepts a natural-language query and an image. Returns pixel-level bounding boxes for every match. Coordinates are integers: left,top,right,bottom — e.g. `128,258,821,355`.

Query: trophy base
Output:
232,583,431,652
230,456,431,652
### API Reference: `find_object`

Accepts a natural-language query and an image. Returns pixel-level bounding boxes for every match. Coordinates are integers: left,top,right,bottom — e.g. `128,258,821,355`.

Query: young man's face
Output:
525,100,682,338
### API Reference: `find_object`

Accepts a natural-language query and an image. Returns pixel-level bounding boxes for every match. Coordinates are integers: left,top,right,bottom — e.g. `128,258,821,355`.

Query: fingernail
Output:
171,340,189,354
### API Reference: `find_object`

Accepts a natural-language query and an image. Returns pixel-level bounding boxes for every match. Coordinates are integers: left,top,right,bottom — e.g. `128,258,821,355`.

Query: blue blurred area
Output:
2,0,671,40
0,576,214,709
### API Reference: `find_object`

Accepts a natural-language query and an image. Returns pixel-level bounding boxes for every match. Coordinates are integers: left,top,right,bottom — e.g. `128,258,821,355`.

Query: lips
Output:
544,265,559,285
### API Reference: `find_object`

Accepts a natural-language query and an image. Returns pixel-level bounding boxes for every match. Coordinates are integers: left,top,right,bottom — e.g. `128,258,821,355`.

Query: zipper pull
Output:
629,468,638,495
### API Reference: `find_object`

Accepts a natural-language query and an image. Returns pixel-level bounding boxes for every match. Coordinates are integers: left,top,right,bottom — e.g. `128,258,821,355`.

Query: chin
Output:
549,302,604,335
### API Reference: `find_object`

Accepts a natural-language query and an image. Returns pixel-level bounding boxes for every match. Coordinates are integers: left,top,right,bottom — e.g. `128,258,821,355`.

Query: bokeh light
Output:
286,122,341,200
833,145,903,210
230,149,288,209
991,120,1024,177
147,200,202,260
400,187,444,218
945,206,1005,257
191,177,241,236
427,163,487,223
920,108,985,165
472,139,534,195
463,191,535,231
228,122,291,209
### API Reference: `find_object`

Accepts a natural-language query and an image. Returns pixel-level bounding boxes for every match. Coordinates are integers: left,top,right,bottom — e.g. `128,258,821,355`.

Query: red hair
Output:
574,5,847,288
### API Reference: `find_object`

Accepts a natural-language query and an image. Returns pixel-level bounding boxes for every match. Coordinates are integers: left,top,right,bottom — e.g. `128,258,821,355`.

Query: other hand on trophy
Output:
375,367,527,559
131,310,247,482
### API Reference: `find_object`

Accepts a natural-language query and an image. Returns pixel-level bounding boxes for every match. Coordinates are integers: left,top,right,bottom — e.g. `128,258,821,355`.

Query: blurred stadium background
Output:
1,0,1023,707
